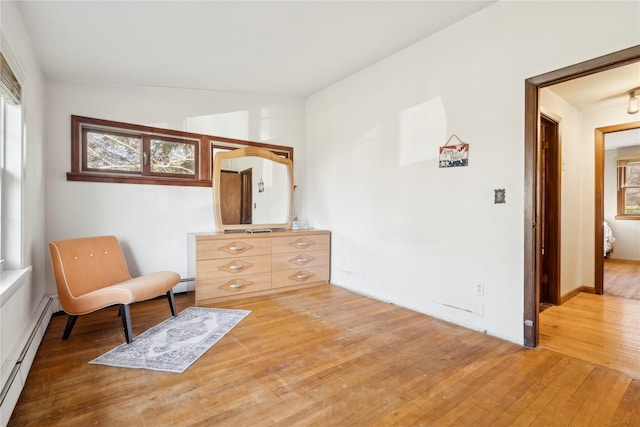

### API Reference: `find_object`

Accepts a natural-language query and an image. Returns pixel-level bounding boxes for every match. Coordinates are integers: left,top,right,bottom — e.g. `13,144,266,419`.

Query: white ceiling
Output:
548,63,640,149
549,62,640,112
15,0,496,97
13,0,640,146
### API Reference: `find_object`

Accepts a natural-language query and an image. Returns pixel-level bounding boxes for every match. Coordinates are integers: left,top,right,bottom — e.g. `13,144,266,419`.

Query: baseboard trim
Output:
561,286,595,304
605,258,640,265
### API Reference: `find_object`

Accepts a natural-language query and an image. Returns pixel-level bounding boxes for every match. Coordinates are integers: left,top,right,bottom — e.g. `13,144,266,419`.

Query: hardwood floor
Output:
9,285,640,426
604,259,640,300
540,292,640,380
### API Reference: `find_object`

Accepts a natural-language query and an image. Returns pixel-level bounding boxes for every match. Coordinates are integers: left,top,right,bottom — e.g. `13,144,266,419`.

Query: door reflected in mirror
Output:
213,147,293,232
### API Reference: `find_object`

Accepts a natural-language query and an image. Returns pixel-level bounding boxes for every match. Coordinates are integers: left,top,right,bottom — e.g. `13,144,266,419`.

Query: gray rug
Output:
90,306,250,373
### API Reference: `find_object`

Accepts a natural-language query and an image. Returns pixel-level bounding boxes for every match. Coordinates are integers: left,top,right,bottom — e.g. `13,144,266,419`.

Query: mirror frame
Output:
213,147,294,232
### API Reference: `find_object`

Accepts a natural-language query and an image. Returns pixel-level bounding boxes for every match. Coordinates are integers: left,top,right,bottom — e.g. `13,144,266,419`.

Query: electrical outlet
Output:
475,304,484,317
475,282,484,296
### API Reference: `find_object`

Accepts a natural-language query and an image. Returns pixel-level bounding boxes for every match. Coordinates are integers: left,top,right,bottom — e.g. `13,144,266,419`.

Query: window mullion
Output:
617,165,625,217
142,136,151,176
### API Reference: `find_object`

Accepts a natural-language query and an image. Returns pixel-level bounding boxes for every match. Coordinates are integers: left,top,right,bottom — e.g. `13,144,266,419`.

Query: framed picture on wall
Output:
439,143,469,168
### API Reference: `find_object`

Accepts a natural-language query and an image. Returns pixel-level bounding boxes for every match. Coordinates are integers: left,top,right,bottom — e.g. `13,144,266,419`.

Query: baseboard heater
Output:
0,296,54,412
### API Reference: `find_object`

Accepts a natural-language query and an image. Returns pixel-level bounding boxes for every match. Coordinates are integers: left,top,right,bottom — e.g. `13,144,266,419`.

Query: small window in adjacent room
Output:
617,158,640,219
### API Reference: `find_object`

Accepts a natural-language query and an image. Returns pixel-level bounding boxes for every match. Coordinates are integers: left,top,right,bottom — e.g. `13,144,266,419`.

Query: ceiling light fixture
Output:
628,87,640,114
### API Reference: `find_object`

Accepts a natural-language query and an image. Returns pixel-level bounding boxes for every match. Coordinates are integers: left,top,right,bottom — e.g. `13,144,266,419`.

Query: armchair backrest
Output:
49,236,132,310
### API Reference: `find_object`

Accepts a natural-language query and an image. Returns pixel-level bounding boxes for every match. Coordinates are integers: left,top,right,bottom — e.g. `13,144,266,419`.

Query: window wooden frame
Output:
616,157,640,220
68,116,293,187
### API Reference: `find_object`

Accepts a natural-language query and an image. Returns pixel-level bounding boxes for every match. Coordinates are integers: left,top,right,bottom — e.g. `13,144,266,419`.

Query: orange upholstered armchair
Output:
49,235,180,343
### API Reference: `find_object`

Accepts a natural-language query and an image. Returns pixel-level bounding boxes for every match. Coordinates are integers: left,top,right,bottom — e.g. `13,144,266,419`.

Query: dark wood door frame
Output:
594,122,640,294
523,45,640,348
240,168,252,224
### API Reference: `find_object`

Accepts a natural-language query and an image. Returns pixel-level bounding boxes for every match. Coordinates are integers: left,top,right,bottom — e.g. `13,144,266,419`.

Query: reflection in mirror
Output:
213,147,293,232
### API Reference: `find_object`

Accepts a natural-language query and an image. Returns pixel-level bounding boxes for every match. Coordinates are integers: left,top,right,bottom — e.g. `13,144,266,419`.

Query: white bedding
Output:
604,221,615,257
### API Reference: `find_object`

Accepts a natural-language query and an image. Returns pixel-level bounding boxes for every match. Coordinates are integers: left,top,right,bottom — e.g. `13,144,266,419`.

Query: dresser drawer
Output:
271,266,330,289
271,250,329,271
197,255,271,279
196,273,272,301
271,234,330,255
192,230,330,304
196,237,271,260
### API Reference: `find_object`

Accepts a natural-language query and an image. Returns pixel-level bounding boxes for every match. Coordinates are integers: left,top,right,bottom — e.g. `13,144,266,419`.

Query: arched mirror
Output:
213,147,293,232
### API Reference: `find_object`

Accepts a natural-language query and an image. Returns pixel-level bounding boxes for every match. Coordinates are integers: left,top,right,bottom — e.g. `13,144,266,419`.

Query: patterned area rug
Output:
90,306,250,373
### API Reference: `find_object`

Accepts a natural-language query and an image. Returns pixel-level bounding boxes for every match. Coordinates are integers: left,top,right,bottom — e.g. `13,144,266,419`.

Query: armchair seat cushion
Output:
66,271,180,315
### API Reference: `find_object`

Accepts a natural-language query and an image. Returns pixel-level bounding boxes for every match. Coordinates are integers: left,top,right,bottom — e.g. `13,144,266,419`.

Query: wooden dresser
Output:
191,229,330,305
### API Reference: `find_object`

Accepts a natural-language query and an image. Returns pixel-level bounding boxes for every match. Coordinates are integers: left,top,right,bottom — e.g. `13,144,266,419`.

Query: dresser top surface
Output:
191,229,330,241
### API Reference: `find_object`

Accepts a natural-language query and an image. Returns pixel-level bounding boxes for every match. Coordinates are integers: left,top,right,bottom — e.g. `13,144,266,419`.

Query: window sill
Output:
66,172,212,187
614,215,640,221
0,266,32,308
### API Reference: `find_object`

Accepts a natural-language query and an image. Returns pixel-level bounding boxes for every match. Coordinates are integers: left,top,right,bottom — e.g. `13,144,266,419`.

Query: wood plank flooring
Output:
604,259,640,300
540,292,640,380
9,285,640,426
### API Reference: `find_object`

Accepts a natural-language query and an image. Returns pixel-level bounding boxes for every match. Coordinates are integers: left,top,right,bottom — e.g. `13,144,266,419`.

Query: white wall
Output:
304,1,640,344
45,81,306,292
0,0,47,423
605,145,640,261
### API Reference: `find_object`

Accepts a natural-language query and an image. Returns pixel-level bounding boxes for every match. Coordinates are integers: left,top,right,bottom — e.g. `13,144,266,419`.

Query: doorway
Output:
595,124,640,295
220,168,253,225
540,115,560,306
523,45,640,348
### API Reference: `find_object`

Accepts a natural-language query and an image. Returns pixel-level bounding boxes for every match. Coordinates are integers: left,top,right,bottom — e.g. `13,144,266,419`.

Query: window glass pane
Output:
625,161,640,186
625,187,640,214
150,139,195,175
87,131,141,171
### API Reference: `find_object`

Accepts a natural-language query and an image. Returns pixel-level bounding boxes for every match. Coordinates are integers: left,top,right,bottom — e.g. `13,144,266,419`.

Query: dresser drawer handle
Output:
229,246,244,251
229,283,244,289
229,265,244,270
296,242,309,247
297,258,308,263
296,274,309,280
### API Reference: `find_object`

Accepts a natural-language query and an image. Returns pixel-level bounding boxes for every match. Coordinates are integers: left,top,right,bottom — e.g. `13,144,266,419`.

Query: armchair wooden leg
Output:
62,315,78,340
167,289,177,317
119,304,133,344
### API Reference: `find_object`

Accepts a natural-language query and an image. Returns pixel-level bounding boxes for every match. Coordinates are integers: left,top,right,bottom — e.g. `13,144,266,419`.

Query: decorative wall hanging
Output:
439,134,469,168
